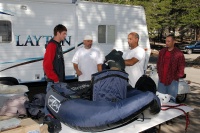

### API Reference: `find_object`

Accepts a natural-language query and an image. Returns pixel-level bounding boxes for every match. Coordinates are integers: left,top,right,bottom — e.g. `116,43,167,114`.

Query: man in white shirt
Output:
72,35,103,81
123,32,145,88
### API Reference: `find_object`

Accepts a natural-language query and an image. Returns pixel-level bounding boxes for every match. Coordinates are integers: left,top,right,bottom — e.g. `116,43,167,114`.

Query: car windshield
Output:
189,41,197,45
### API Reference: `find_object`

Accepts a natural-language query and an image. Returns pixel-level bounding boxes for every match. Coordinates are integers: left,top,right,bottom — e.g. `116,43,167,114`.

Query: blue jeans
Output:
158,80,178,101
44,82,54,115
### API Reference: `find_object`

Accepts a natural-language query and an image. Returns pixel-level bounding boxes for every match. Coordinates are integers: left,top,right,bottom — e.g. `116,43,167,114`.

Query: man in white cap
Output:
72,35,103,81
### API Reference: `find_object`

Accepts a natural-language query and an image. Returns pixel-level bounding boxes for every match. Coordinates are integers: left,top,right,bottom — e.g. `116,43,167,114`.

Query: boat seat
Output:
91,70,128,102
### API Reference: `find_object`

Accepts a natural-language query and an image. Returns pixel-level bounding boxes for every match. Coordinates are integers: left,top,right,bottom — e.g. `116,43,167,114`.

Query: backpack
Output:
92,70,128,102
24,93,46,119
104,49,125,70
135,75,157,94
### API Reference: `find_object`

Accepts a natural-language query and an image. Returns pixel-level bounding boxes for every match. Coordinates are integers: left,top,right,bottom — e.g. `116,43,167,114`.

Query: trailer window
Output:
107,25,115,43
98,25,115,44
98,25,106,43
0,21,12,43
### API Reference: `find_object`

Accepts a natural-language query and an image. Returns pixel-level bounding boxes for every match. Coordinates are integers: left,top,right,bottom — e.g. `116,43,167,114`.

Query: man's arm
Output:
124,57,139,66
97,64,102,72
73,63,82,76
156,51,162,74
177,53,185,78
43,44,59,82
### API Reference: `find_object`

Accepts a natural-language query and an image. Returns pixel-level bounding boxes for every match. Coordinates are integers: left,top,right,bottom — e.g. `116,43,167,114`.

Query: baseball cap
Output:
84,35,93,40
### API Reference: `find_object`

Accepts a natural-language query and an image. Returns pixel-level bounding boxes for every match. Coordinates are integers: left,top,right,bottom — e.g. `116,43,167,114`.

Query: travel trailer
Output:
0,0,151,84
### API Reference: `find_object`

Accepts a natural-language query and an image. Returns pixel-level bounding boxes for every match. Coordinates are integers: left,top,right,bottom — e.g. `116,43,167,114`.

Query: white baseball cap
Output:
84,35,93,40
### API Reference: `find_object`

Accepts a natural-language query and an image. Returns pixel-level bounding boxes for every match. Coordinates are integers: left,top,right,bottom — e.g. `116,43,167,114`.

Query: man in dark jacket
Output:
157,34,185,102
43,24,67,117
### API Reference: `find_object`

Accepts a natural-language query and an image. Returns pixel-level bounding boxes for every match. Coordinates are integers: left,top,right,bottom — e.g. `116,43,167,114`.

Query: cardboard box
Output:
40,124,48,133
1,118,41,133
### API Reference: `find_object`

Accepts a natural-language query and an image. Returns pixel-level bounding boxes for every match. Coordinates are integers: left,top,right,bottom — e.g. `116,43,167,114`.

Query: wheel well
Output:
0,77,19,85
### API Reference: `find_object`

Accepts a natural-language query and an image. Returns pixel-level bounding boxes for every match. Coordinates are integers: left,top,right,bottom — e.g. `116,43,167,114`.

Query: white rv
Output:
0,0,151,84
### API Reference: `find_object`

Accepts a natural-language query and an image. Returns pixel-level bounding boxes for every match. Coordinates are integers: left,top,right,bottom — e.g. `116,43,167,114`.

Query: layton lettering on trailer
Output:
15,35,71,46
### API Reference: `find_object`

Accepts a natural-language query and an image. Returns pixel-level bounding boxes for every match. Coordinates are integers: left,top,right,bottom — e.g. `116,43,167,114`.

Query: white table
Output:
60,103,194,133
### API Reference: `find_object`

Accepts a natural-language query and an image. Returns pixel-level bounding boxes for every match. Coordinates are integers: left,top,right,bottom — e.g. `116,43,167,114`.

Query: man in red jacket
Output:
157,34,185,102
43,24,67,117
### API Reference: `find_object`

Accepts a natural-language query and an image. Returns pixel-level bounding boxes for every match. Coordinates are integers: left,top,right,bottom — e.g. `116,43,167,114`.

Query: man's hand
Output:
76,69,82,76
73,63,82,76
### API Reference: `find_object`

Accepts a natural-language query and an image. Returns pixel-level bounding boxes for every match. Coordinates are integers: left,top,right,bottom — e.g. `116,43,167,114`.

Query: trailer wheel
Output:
176,94,187,103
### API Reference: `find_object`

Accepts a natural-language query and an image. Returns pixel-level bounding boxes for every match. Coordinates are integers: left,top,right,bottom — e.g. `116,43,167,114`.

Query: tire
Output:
176,94,187,103
186,49,192,54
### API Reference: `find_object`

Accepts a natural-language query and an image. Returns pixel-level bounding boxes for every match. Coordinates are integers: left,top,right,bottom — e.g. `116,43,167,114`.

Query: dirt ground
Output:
149,53,200,133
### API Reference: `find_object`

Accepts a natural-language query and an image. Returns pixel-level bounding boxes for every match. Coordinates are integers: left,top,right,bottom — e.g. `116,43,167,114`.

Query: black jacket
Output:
45,39,65,82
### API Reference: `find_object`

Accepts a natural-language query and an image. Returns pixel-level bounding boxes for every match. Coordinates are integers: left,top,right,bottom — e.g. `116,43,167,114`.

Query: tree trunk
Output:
194,28,197,40
195,27,200,40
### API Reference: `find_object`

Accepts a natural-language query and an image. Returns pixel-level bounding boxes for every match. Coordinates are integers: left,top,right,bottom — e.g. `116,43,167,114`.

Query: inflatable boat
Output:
46,70,161,132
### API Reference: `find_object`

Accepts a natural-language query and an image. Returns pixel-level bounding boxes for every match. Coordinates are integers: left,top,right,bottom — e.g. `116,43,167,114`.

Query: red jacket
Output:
43,40,65,82
157,47,185,85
